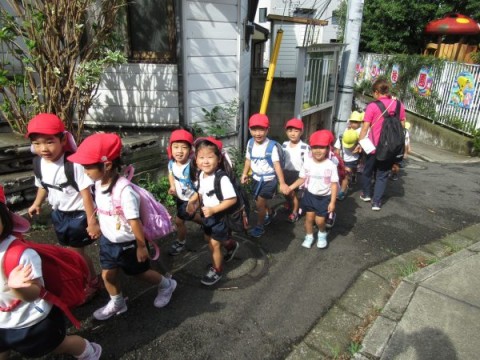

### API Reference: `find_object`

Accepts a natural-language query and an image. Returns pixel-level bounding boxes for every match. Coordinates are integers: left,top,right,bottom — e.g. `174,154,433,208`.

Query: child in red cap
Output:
282,118,310,223
26,113,101,300
186,137,239,286
287,130,338,249
68,133,176,320
166,129,202,256
241,113,289,238
0,185,102,360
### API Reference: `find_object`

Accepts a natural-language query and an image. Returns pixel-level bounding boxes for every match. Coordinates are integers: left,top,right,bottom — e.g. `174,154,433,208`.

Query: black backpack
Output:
211,169,250,234
32,152,79,192
374,100,405,162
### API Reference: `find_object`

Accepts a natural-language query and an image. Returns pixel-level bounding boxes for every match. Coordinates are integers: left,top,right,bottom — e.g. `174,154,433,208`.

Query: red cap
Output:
169,129,194,146
68,133,122,165
309,130,334,147
194,136,223,152
285,118,304,130
0,185,30,233
249,113,269,128
26,113,65,137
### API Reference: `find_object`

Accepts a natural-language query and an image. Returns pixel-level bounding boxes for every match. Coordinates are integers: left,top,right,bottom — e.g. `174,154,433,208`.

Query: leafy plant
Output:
138,174,176,209
0,0,126,141
348,341,362,356
194,98,239,137
471,129,480,155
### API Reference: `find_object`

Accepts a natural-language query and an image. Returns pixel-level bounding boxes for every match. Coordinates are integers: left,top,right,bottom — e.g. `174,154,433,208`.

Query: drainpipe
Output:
259,29,283,114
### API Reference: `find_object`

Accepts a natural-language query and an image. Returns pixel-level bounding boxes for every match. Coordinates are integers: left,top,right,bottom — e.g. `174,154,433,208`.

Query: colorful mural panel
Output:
448,71,476,109
415,66,434,97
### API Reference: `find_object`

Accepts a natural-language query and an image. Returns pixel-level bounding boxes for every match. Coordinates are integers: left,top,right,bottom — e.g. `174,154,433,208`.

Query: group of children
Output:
1,109,410,359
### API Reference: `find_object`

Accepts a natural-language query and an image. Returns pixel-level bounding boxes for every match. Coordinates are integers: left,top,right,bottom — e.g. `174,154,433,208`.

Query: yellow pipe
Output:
260,29,283,114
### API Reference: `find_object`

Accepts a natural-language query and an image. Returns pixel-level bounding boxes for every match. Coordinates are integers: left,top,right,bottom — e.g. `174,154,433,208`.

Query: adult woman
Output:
358,78,406,211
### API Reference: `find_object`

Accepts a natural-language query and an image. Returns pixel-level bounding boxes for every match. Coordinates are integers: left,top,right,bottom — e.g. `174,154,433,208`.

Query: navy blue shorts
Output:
202,215,229,242
99,236,150,276
51,210,93,248
0,306,65,357
300,191,330,217
252,178,278,199
176,198,196,221
344,160,359,171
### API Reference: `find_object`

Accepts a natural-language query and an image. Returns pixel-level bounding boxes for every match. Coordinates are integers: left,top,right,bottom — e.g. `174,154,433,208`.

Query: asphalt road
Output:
15,157,480,360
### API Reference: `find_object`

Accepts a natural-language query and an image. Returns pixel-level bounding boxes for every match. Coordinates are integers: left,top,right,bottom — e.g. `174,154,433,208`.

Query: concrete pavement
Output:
287,141,480,359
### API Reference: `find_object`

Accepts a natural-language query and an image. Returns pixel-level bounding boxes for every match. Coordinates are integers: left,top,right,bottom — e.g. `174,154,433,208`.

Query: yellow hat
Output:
342,129,359,148
405,121,411,130
348,111,364,122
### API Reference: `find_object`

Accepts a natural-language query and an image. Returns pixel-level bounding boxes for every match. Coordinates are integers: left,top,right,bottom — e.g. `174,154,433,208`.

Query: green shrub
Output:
138,174,176,208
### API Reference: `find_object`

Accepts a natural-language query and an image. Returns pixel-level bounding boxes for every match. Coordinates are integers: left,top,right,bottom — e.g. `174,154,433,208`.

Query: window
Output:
127,0,176,63
259,8,267,23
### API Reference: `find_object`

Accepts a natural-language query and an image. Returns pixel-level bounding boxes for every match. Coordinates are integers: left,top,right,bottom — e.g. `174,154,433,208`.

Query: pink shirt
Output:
364,96,406,147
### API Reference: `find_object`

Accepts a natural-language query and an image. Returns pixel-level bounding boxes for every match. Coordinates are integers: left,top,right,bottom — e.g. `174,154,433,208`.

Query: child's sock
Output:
76,340,94,359
159,275,171,289
111,293,125,306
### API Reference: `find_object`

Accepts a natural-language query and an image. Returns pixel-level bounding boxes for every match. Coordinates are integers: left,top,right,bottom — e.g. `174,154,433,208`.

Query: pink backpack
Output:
97,166,174,260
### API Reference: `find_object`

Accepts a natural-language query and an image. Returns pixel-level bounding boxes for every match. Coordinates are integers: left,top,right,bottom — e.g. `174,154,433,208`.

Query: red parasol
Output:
424,13,480,36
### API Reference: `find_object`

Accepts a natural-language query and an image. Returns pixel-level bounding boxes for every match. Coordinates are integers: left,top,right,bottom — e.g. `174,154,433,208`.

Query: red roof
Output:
425,13,480,35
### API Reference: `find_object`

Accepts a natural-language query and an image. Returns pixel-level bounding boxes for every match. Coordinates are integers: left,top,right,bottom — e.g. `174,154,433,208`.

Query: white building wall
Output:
184,0,245,134
255,0,342,72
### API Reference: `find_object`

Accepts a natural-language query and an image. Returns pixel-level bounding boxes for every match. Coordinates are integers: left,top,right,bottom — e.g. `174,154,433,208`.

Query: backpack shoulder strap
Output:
265,139,277,168
394,99,401,116
3,238,27,278
63,153,79,192
213,169,227,202
32,156,42,181
247,138,254,158
374,100,387,113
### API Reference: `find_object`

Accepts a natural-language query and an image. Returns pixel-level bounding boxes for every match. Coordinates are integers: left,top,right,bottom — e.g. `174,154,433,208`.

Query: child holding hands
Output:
282,118,310,222
68,133,176,320
288,130,339,249
241,114,289,238
186,137,239,286
26,114,101,299
167,129,202,255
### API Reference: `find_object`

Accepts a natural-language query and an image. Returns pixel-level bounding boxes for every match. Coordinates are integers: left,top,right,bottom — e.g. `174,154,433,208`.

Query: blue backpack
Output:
247,138,285,179
168,159,196,193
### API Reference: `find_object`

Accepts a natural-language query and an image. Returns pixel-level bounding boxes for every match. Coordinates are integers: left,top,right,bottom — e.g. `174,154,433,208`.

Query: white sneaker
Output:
93,299,127,321
317,232,328,249
302,235,314,248
154,278,177,308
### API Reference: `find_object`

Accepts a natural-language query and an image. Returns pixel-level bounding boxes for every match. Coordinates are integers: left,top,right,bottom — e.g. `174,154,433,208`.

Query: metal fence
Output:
355,53,480,135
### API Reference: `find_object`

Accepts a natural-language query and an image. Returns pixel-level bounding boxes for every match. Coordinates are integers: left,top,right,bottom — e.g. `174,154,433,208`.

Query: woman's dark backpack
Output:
374,100,405,162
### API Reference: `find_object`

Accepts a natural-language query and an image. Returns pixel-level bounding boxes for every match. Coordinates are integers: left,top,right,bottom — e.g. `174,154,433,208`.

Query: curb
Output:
286,223,480,359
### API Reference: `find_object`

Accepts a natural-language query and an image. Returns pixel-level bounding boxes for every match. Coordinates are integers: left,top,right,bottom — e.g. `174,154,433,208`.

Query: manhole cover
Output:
167,234,268,289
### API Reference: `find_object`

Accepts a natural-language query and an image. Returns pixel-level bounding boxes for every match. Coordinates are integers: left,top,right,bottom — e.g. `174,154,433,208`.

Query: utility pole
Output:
334,0,364,136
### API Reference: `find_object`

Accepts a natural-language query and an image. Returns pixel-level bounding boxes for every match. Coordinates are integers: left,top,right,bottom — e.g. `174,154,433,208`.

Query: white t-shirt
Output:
334,128,361,163
283,140,309,171
95,181,140,243
197,171,236,208
170,160,196,201
0,236,52,329
35,154,93,211
246,139,280,181
300,157,339,196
